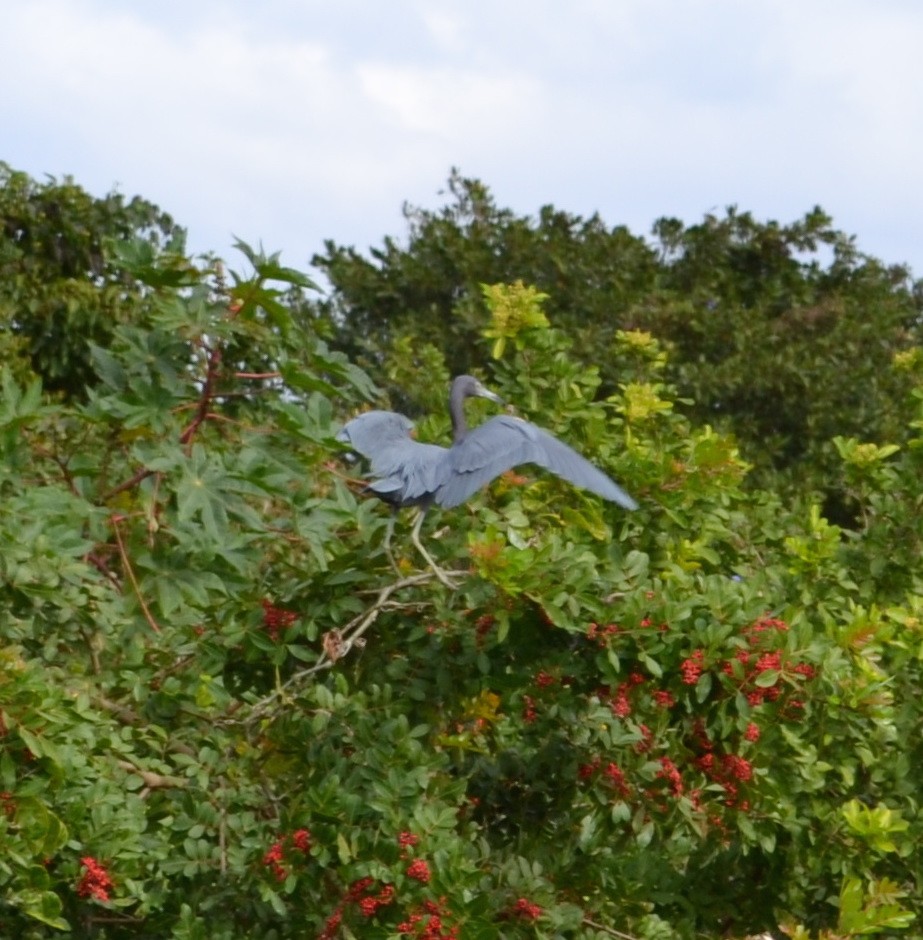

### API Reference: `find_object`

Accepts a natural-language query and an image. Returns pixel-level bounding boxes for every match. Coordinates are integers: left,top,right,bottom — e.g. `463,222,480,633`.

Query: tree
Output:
313,169,658,382
1,238,920,938
0,162,186,398
641,207,921,495
313,175,923,500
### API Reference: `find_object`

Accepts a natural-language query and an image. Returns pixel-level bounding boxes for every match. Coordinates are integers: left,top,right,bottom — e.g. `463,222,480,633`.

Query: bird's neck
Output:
450,381,468,444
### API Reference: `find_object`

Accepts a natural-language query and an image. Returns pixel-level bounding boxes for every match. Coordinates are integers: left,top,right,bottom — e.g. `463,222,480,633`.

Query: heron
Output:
337,375,638,585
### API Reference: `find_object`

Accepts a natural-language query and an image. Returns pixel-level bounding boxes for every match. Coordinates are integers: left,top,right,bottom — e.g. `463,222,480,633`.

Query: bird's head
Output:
453,374,504,406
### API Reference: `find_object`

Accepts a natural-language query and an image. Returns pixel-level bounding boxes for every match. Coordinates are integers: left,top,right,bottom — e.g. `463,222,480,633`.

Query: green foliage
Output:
1,168,921,938
312,168,658,389
644,208,921,497
0,162,185,398
312,174,923,502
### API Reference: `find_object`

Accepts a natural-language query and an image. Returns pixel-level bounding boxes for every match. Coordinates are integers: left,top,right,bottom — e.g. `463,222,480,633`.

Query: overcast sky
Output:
3,0,923,279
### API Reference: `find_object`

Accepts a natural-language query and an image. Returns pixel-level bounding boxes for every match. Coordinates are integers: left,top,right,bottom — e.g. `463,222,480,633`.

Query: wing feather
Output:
339,410,637,512
338,410,449,506
435,416,637,510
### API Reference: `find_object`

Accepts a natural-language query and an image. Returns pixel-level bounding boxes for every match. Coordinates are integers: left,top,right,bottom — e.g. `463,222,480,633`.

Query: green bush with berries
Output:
1,171,921,938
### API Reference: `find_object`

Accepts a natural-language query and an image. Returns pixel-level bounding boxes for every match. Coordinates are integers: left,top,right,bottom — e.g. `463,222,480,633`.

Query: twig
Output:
102,467,156,503
110,515,161,634
98,266,273,505
179,341,222,447
147,472,161,547
84,914,144,926
240,573,435,724
33,444,81,498
581,919,639,940
85,548,121,588
218,788,228,874
79,625,102,675
319,572,434,658
115,759,186,792
97,695,142,725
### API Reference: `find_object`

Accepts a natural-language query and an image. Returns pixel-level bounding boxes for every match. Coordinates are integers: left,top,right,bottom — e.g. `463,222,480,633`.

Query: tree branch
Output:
102,467,156,503
179,342,222,447
239,573,435,725
581,919,639,940
110,515,161,634
115,759,186,793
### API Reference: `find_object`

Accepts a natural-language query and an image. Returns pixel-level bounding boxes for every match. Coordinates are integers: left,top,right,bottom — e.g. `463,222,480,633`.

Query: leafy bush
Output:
1,174,920,938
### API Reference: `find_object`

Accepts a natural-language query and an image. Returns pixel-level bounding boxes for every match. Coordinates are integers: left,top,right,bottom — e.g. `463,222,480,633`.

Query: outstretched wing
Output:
337,410,449,506
337,411,414,463
435,415,638,510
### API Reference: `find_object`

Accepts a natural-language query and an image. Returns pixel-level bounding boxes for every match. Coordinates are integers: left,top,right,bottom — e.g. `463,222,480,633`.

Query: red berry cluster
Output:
602,761,632,798
261,598,297,641
688,720,754,809
317,831,448,937
586,621,621,644
579,715,762,813
635,723,654,753
398,830,419,854
594,672,680,718
320,877,396,938
721,616,816,710
698,753,753,809
744,615,788,640
76,856,114,903
680,649,706,685
652,689,676,708
639,617,668,631
578,758,632,799
359,884,396,917
406,858,432,884
520,670,576,724
510,897,543,921
261,828,311,882
587,617,668,645
572,615,813,821
594,672,646,718
474,613,496,646
656,756,684,797
397,897,460,938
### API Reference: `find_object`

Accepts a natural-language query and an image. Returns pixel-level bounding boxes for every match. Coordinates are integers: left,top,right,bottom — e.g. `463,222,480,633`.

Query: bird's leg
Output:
410,508,457,588
382,511,402,577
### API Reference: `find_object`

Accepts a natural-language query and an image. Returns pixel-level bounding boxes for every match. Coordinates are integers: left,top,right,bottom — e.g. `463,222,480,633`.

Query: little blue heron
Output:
337,375,638,585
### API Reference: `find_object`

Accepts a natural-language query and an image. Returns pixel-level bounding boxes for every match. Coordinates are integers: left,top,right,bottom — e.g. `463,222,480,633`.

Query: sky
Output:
3,0,923,279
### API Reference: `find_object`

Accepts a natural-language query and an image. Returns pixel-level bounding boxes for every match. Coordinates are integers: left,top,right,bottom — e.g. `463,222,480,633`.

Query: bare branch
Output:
110,515,161,634
239,572,435,725
581,919,639,940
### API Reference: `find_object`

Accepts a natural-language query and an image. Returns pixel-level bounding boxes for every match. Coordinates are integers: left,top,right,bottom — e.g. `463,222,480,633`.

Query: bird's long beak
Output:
473,381,504,405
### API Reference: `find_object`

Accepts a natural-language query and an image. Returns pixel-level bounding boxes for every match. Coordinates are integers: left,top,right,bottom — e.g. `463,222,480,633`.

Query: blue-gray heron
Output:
337,375,637,585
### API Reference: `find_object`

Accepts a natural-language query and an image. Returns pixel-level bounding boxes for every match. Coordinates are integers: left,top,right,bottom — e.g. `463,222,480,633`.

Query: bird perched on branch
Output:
338,375,637,585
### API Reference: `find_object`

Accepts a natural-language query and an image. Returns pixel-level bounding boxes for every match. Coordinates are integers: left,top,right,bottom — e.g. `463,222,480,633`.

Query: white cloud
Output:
2,0,418,257
2,0,923,272
419,7,469,55
774,2,923,167
357,63,542,140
